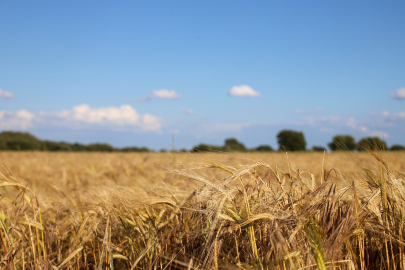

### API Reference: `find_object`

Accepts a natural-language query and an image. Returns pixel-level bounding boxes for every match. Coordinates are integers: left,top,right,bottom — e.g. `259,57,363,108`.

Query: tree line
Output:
192,130,405,152
0,131,150,152
0,130,404,152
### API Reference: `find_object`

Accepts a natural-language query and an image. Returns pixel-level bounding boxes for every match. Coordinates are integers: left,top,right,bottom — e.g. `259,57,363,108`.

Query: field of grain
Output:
0,151,404,269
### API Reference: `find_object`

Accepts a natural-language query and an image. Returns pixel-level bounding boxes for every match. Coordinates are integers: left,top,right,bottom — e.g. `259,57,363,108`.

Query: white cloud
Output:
0,104,161,132
140,114,161,131
376,110,405,125
0,89,14,99
136,89,181,101
50,104,161,131
295,115,360,130
228,85,260,97
182,108,197,115
152,89,181,99
391,87,405,100
69,104,140,125
296,114,392,140
0,109,34,129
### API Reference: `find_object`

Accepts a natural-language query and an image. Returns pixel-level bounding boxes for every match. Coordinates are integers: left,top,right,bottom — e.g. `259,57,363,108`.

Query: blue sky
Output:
1,1,404,150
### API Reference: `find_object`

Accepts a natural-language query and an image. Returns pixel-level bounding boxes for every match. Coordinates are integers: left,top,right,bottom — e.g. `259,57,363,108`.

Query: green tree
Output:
357,137,387,151
121,146,150,152
192,143,222,152
277,130,306,151
224,138,247,152
86,143,115,152
390,144,405,151
328,135,356,151
0,131,43,150
255,145,274,152
71,143,88,151
42,141,72,151
311,146,326,152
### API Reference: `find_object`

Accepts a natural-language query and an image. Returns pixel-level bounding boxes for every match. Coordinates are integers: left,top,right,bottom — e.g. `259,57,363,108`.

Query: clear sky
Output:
1,1,404,150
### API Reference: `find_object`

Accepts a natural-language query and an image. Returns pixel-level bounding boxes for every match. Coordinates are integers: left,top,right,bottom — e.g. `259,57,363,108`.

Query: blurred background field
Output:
1,151,404,205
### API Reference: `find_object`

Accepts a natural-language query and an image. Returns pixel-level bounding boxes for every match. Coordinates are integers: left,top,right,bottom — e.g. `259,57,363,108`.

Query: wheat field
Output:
0,150,404,269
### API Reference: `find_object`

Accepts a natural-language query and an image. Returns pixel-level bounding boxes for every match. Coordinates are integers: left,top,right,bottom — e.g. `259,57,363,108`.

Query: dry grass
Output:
0,150,404,269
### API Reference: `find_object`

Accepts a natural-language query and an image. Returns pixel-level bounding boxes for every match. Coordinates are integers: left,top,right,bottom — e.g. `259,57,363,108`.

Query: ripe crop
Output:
0,151,404,269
